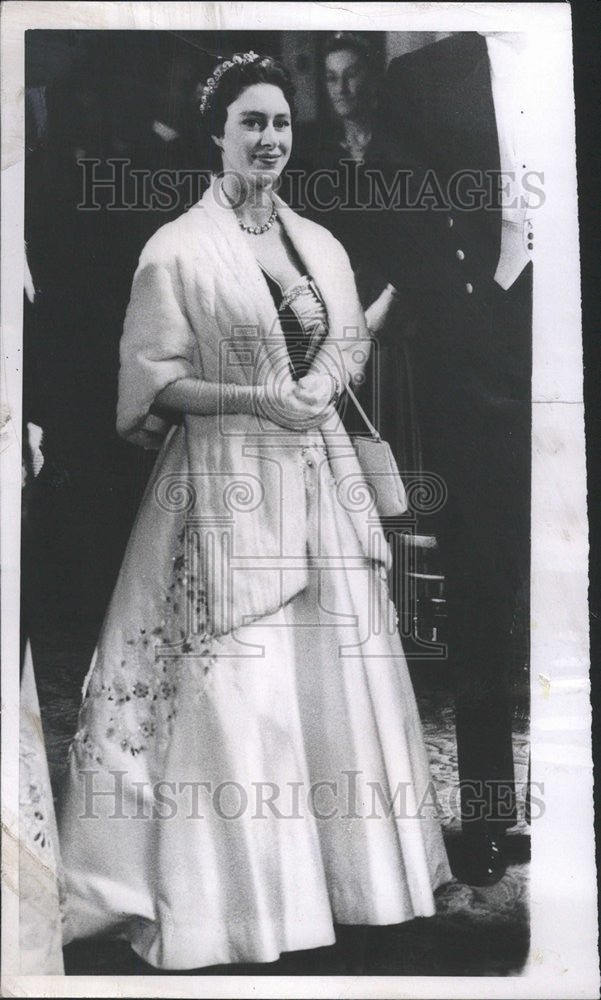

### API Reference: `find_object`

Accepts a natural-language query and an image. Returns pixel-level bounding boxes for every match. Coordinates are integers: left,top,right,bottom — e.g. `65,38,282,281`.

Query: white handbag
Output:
345,382,408,517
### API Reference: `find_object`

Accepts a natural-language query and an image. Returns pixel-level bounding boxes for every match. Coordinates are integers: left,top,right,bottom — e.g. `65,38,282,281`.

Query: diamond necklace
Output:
236,203,278,235
221,182,278,235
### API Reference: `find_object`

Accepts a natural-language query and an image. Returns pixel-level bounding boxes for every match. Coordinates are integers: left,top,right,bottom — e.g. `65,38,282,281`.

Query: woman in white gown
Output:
58,52,451,970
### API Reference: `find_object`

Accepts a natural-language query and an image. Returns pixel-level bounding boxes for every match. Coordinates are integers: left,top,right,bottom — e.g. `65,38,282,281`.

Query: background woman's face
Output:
325,49,369,119
215,83,292,190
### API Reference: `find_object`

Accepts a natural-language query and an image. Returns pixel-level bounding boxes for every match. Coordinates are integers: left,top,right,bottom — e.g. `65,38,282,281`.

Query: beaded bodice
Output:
261,270,328,379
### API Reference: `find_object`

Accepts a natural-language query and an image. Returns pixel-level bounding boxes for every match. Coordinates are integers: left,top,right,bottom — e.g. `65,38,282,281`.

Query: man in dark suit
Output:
376,31,533,883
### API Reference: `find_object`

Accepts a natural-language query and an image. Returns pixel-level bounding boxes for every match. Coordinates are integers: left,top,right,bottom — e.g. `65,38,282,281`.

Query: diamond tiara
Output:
199,51,263,118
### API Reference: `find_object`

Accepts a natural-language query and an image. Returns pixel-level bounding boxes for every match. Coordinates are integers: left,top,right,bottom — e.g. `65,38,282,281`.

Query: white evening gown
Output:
58,281,451,970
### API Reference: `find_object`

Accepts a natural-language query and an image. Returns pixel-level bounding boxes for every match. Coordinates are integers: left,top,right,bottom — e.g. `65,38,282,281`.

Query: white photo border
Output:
1,2,597,997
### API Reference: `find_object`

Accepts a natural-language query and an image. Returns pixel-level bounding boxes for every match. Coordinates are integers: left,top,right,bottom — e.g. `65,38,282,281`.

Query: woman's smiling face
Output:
214,83,292,191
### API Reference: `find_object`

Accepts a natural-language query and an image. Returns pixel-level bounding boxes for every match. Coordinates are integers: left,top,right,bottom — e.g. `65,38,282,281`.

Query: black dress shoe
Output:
457,828,507,886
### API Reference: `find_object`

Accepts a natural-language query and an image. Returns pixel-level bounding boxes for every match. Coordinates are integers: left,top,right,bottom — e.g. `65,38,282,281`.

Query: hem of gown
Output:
123,882,452,971
62,865,453,970
127,924,338,972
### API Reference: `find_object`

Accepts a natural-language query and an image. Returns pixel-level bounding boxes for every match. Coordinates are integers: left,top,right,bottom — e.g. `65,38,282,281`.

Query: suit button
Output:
465,282,473,294
456,249,465,261
447,216,454,228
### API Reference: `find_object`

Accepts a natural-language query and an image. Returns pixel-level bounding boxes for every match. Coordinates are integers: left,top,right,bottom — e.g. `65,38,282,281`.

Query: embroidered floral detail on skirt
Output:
71,526,218,765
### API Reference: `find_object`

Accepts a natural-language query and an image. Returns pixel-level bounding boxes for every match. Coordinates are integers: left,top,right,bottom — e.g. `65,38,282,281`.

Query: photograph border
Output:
1,3,597,997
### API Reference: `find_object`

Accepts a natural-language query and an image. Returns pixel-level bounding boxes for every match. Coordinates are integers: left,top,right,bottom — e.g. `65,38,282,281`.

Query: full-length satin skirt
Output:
59,432,451,970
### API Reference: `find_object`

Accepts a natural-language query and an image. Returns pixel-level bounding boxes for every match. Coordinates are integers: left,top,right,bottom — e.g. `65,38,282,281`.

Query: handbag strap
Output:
345,381,381,442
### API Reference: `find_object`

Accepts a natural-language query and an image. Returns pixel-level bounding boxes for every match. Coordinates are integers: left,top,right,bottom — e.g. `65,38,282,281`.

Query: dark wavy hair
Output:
201,54,295,173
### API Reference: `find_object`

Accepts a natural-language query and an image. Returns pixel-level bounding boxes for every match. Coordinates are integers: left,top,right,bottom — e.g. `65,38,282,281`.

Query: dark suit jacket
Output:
379,33,505,312
374,32,532,508
379,36,530,387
